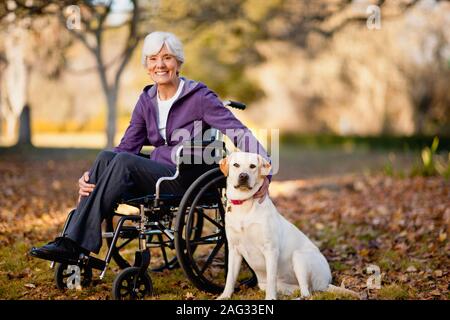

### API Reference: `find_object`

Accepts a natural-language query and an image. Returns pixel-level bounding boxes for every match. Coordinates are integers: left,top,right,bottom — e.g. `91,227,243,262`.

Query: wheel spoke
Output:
197,209,223,229
199,237,225,274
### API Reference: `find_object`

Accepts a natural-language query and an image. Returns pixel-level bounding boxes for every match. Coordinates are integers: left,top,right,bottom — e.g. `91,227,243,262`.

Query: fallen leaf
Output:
433,270,443,277
185,292,195,300
406,266,417,273
24,283,36,289
358,249,369,257
398,274,408,282
314,222,325,230
398,230,408,237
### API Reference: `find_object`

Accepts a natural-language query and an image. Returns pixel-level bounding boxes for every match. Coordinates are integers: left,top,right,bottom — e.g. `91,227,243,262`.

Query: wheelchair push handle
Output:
223,100,246,110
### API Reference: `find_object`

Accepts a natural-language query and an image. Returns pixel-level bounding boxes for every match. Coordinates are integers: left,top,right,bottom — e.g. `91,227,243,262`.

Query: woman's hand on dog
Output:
254,177,270,203
78,171,95,202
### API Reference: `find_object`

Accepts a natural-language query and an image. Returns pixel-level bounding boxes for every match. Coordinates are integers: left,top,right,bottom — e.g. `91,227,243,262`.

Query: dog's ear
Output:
258,155,272,176
219,157,229,177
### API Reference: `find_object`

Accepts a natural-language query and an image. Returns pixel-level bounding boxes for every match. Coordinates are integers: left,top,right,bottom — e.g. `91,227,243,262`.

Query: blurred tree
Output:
153,0,282,102
248,0,426,44
1,24,29,144
151,0,428,102
57,0,154,148
0,1,73,146
2,0,448,144
0,0,152,148
399,14,450,135
170,0,450,136
0,0,56,20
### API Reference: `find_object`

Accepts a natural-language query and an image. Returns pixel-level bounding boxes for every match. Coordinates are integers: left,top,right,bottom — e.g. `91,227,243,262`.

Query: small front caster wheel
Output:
54,263,92,290
112,267,153,300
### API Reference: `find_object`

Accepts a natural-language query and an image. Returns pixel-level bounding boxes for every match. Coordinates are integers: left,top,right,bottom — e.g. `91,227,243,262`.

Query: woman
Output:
30,31,271,261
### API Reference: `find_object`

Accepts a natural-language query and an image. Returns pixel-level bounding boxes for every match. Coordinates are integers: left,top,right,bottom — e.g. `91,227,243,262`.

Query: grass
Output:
0,242,117,300
376,250,426,273
329,261,348,272
384,136,450,179
281,134,450,151
0,241,358,300
311,291,359,300
377,284,412,300
0,240,268,300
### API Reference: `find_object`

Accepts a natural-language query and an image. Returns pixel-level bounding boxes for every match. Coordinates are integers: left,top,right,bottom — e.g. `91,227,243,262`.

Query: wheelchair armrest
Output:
154,146,183,204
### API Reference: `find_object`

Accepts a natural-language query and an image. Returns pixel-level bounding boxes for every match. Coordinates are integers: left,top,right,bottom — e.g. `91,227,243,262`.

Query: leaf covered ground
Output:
0,148,448,300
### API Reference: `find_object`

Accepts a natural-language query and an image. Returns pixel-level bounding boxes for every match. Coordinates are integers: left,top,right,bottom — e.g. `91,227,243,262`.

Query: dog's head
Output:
219,152,271,198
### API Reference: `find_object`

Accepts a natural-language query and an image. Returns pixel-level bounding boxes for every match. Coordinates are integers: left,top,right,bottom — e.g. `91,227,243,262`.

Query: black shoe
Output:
29,237,89,262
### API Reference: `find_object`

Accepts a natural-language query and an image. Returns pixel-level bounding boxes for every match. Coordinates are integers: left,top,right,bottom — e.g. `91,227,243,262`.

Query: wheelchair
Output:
49,100,257,300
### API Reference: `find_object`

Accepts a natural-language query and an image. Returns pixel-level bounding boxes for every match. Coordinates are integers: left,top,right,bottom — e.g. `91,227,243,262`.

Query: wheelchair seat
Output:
121,193,182,208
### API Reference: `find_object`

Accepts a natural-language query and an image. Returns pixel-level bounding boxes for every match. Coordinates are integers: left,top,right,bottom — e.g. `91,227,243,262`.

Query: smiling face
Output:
220,152,271,199
146,43,181,86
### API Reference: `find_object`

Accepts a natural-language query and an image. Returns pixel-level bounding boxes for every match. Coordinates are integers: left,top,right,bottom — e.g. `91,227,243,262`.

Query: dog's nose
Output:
238,173,249,182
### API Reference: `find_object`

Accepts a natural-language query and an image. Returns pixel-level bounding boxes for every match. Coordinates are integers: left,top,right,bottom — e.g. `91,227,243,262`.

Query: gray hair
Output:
141,31,184,67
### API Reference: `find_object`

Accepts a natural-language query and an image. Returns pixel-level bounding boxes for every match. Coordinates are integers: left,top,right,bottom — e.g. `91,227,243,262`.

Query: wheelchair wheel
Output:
54,263,92,290
175,168,257,294
111,267,153,300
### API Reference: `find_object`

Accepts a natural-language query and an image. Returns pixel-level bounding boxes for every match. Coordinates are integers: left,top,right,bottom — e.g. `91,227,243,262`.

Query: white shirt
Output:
157,79,184,141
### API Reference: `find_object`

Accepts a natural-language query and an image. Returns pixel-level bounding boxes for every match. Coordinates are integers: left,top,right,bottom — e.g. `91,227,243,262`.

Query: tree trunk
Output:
5,113,16,142
17,104,32,146
106,90,117,149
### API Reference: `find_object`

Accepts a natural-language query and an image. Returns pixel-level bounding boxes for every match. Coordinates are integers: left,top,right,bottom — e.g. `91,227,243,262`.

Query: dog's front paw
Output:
216,294,231,300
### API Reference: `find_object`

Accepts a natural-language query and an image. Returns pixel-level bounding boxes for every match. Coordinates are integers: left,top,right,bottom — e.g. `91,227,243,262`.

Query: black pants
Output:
65,150,184,254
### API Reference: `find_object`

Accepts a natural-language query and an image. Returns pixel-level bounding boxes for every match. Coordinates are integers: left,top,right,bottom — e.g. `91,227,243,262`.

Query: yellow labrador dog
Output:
217,152,358,300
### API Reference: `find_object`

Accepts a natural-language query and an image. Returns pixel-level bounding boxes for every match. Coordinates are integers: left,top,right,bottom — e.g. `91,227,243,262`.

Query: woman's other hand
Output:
78,171,95,202
253,177,270,204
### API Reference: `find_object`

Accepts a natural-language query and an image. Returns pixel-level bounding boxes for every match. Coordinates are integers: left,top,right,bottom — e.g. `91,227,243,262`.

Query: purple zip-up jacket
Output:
113,77,271,179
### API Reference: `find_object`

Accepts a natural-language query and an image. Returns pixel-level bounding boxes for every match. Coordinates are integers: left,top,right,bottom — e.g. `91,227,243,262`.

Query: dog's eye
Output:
249,164,256,169
233,163,240,168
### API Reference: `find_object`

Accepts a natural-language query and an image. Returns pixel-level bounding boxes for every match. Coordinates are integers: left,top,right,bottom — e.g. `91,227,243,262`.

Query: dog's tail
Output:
326,284,361,299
